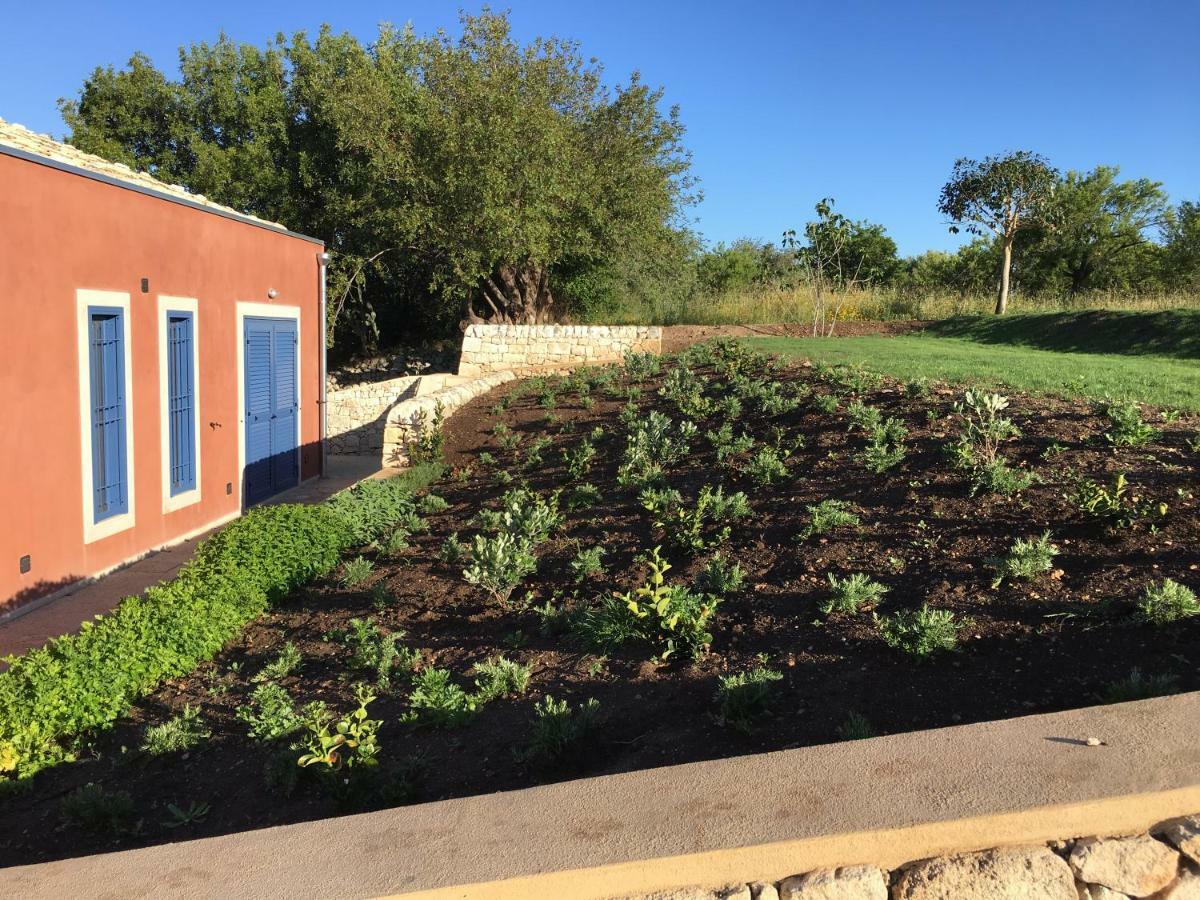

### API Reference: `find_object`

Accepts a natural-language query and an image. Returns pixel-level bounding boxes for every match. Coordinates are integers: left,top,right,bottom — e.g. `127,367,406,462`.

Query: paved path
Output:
0,456,392,662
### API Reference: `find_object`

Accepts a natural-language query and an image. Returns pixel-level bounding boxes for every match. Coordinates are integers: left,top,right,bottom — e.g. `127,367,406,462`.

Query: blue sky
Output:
3,1,1197,256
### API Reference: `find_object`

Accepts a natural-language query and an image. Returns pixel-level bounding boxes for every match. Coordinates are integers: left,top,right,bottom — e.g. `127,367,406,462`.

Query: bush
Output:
401,668,477,728
472,656,532,702
236,682,302,741
715,666,783,733
1136,579,1199,625
60,783,135,834
0,465,440,780
876,605,962,659
799,500,861,540
822,573,888,614
523,696,601,763
989,533,1057,588
140,704,209,756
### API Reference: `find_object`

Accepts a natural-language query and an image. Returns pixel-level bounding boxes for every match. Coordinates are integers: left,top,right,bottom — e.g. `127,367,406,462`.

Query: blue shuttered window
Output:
88,307,128,521
166,312,196,495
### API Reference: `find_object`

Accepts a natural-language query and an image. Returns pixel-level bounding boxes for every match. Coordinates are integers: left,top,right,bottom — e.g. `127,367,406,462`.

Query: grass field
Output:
743,327,1200,411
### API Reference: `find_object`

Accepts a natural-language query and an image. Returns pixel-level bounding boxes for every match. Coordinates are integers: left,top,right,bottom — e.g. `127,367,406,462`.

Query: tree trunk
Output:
995,238,1013,314
463,261,556,327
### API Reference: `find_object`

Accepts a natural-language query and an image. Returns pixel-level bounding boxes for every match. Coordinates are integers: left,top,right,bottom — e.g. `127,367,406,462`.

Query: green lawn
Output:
742,332,1200,411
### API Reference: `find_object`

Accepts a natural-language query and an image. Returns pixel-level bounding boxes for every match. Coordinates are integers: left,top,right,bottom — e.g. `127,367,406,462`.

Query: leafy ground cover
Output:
2,342,1198,865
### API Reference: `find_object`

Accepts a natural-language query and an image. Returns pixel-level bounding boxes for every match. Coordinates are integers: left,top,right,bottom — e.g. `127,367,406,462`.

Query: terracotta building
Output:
0,119,328,611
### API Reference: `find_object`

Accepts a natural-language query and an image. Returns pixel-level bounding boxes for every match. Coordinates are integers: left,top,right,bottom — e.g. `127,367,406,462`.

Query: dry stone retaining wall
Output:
627,814,1200,900
382,370,517,466
458,323,662,376
326,375,423,455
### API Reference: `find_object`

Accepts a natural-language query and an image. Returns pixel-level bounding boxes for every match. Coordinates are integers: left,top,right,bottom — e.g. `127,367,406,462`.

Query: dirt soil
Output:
3,345,1197,867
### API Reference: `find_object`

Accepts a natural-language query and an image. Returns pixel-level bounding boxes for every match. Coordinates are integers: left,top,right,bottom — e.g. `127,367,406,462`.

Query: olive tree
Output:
938,151,1058,313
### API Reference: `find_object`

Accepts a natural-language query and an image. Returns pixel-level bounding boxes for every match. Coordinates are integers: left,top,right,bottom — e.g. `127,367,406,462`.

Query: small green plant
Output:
567,483,602,510
439,532,468,565
876,605,962,659
497,431,521,452
989,533,1057,588
408,400,446,464
570,545,607,582
858,417,908,474
297,684,381,772
1071,472,1167,529
418,493,450,514
695,553,745,596
563,438,597,480
1102,668,1179,703
972,458,1037,496
382,527,410,556
463,532,538,603
838,712,875,740
341,556,375,588
611,547,719,659
744,446,789,486
343,618,416,689
236,682,301,741
1102,400,1160,447
253,642,302,683
141,704,210,755
949,390,1031,494
799,500,861,540
814,393,840,414
162,800,211,828
524,436,553,468
645,484,751,554
60,783,136,833
822,573,888,614
1136,578,1199,625
624,351,661,381
472,656,532,702
715,666,783,733
523,696,601,763
402,668,477,727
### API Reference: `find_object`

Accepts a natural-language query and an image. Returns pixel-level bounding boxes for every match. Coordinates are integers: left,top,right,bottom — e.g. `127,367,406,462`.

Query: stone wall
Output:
458,324,662,376
630,815,1200,900
325,375,423,455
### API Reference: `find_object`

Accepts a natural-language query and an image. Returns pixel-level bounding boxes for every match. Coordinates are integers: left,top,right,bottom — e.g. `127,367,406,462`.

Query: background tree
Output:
938,151,1058,314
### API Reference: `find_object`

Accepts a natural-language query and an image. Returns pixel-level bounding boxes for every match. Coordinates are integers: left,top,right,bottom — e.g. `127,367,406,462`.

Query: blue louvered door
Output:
89,308,128,520
243,316,299,505
167,313,196,494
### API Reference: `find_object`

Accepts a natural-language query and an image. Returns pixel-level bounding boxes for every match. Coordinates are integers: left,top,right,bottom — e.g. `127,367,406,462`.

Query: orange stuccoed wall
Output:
0,153,324,610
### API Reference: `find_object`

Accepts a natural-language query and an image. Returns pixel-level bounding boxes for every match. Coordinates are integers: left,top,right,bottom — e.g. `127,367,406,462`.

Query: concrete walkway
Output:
0,456,392,661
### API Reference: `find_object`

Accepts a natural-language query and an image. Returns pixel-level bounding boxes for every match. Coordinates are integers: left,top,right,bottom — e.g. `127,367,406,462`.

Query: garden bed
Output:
3,341,1198,866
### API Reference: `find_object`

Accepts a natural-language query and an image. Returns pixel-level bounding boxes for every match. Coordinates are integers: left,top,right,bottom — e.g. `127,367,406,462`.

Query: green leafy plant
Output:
297,684,381,772
876,606,962,659
1071,472,1167,529
463,532,538,603
838,712,875,740
567,483,602,510
1102,400,1160,447
624,351,661,381
162,800,211,828
1102,668,1179,703
948,390,1031,495
989,532,1058,587
381,527,411,556
570,545,607,582
253,643,302,683
236,682,302,741
418,493,450,514
822,573,888,614
1136,578,1199,625
562,438,597,480
478,487,563,544
523,695,601,763
343,618,416,689
439,532,468,565
141,704,210,755
401,668,477,728
799,500,861,540
472,656,532,702
694,553,745,596
60,783,136,834
341,556,375,588
645,484,750,554
744,446,789,486
610,547,719,659
617,411,697,487
408,401,446,464
715,666,783,733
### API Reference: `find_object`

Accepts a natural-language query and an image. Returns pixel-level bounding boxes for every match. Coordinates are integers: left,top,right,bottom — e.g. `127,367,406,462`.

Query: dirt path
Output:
660,321,927,353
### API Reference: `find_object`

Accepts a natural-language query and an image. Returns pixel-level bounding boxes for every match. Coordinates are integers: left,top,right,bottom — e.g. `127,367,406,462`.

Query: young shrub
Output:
524,436,553,469
876,605,962,659
562,438,597,480
694,553,746,596
381,527,411,556
948,390,1032,495
236,682,302,741
845,399,883,432
343,618,415,690
814,394,840,414
972,458,1037,496
463,533,538,603
141,704,210,756
408,401,446,463
715,666,784,734
523,696,601,763
618,411,697,487
567,483,602,510
1102,400,1160,448
570,545,607,582
1136,579,1199,625
989,532,1058,588
472,656,532,702
744,446,789,487
60,783,135,834
822,573,888,614
858,418,908,474
439,532,468,566
612,547,720,660
252,642,303,682
341,556,375,588
838,712,875,741
418,493,450,515
799,500,861,540
1102,668,1179,703
647,484,750,554
1070,471,1167,530
480,487,563,544
401,668,477,727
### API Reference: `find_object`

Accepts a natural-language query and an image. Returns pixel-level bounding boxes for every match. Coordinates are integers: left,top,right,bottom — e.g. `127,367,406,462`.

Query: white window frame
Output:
76,288,136,543
158,295,202,513
235,302,302,507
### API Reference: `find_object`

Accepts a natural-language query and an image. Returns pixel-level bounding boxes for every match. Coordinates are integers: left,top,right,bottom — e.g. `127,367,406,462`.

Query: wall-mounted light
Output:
317,252,331,265
267,288,278,299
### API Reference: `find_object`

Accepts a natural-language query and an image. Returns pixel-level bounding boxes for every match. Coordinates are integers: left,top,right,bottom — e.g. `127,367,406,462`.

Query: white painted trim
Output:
158,296,202,513
235,302,302,508
76,289,136,544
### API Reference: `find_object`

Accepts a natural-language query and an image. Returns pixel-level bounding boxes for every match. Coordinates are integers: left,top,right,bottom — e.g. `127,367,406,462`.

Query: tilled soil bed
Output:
4,342,1198,866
